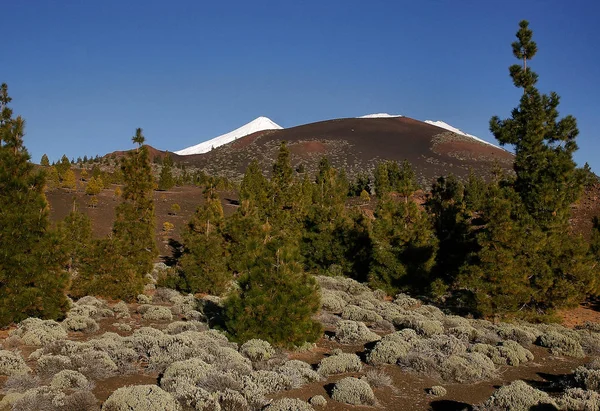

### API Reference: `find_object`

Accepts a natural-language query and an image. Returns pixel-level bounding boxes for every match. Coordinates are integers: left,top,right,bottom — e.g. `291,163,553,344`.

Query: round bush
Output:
536,330,585,358
240,339,275,362
62,315,100,333
141,306,173,321
366,338,410,365
9,318,67,345
50,369,92,390
482,380,556,410
103,385,181,411
335,320,381,344
317,353,362,376
309,395,327,407
320,290,347,313
341,305,383,323
0,350,30,376
331,377,376,406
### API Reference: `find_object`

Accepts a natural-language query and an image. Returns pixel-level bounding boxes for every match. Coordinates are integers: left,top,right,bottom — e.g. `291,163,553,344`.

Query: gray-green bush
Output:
331,377,376,406
317,353,362,376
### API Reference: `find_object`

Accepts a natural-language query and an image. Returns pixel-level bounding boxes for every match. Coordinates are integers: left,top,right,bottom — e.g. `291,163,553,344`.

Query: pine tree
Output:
457,183,546,317
463,20,599,317
426,175,475,288
57,203,92,274
71,238,142,301
223,200,268,276
157,153,175,191
61,169,77,190
302,158,354,276
0,83,69,326
224,230,322,347
40,154,50,166
85,176,103,195
179,187,230,294
239,160,269,213
112,128,158,279
369,162,437,294
490,20,582,231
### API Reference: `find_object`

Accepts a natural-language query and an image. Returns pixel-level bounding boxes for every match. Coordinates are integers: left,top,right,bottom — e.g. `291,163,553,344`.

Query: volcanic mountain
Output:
175,116,283,155
173,115,513,187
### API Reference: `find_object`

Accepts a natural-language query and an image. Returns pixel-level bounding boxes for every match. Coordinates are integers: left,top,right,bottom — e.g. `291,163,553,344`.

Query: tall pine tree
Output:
112,128,158,278
490,20,582,231
179,186,230,294
0,83,70,326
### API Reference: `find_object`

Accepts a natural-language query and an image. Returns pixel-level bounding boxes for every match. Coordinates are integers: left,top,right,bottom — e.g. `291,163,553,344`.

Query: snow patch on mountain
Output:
358,113,403,118
175,116,283,155
424,120,498,148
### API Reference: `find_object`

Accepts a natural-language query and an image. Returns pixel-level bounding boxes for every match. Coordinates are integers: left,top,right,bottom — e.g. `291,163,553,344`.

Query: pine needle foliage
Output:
112,129,158,278
0,83,70,326
157,153,175,191
225,243,322,348
179,187,231,295
369,161,437,294
490,20,582,231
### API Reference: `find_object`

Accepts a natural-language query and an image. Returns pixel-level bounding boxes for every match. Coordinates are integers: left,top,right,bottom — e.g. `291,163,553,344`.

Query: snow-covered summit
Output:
175,116,283,155
424,120,498,148
358,113,403,118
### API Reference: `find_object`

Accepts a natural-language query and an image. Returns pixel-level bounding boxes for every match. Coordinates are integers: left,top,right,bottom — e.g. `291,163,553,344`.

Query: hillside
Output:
173,116,514,187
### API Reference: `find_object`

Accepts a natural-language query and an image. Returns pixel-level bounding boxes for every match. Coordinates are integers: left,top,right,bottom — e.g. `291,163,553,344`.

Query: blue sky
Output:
3,0,599,172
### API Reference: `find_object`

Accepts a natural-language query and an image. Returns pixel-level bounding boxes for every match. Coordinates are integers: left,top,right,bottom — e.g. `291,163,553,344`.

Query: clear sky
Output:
3,0,599,172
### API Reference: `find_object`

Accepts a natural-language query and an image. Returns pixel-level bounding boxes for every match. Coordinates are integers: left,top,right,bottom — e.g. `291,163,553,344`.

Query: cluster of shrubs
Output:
4,275,600,409
317,275,600,385
476,364,600,411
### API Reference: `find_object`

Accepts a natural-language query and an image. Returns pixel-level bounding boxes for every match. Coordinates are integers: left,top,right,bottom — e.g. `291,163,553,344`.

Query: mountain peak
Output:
358,113,403,118
175,116,283,155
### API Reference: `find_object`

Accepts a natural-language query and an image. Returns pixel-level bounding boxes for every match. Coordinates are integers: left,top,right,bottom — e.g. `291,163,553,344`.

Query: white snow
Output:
358,113,403,118
175,116,283,155
424,120,499,148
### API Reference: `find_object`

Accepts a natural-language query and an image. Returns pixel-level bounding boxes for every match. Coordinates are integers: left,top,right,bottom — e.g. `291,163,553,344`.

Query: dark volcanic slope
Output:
177,116,514,186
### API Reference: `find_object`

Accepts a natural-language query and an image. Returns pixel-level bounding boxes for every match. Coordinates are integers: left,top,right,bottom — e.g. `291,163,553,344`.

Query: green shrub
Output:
574,365,600,391
141,306,173,321
103,385,181,411
225,260,322,348
61,315,99,333
0,350,30,376
9,318,67,346
334,320,381,344
341,305,383,323
320,290,347,312
317,353,362,376
215,388,249,411
481,380,557,410
557,388,600,410
309,395,327,407
277,360,322,387
36,354,73,378
365,338,411,365
249,370,293,394
393,314,444,337
240,339,275,362
9,386,99,411
331,377,376,406
50,370,93,390
536,330,585,357
164,320,207,335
